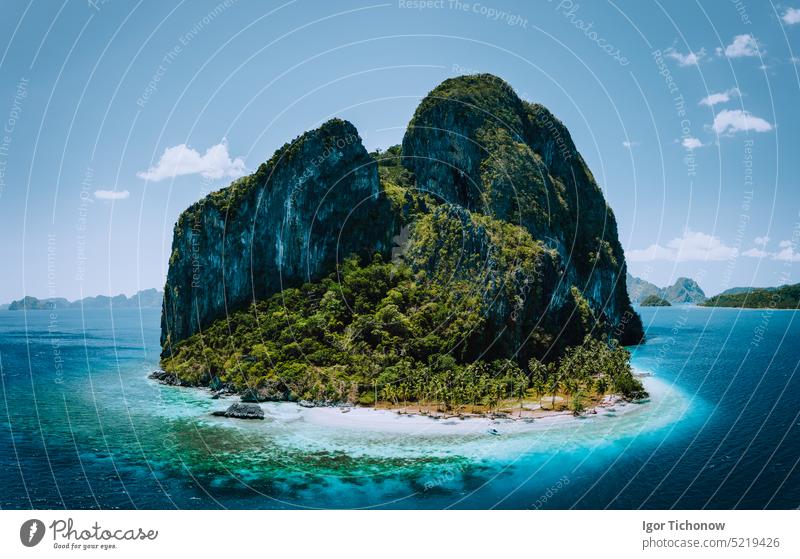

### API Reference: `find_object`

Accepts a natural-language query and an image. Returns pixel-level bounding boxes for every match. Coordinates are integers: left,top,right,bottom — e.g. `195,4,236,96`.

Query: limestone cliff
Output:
401,74,642,344
161,119,394,353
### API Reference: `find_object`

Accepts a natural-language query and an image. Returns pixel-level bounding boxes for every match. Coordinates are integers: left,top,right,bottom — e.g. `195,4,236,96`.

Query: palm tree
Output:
474,374,488,414
484,382,501,413
398,382,409,412
466,381,478,414
381,385,395,406
563,378,579,408
528,358,548,408
571,389,586,415
550,375,563,410
594,376,608,396
514,373,528,416
430,377,446,412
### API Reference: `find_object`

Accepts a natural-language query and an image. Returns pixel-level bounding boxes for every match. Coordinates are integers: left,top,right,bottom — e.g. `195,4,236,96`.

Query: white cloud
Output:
665,46,706,66
94,190,130,200
622,141,640,149
682,137,704,149
723,34,760,58
712,109,773,135
774,245,800,262
137,140,246,182
627,229,738,262
742,239,800,261
782,7,800,24
699,87,740,107
627,244,674,262
742,247,768,258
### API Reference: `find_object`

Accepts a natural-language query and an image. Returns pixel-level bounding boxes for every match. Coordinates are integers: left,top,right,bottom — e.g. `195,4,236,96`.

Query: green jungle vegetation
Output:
162,252,647,413
701,283,800,309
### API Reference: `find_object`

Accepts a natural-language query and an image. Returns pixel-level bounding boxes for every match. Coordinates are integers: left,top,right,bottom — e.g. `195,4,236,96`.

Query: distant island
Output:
716,285,777,296
640,295,671,307
701,283,800,309
627,274,706,305
5,289,163,311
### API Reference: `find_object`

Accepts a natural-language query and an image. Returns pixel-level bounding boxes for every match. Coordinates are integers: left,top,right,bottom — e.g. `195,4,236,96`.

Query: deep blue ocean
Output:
0,305,798,509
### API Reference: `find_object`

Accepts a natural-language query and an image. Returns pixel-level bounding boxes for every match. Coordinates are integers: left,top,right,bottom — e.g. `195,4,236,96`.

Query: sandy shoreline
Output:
197,376,665,435
290,390,646,434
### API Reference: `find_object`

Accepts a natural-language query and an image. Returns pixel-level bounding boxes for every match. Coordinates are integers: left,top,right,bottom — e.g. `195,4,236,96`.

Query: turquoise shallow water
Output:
0,305,798,509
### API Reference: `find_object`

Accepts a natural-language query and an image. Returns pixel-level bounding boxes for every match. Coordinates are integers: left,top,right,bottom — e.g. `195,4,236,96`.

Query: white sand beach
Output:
211,376,673,437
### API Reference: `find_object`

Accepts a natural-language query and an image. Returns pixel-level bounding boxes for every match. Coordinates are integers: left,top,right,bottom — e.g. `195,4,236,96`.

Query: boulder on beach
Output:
148,370,188,386
211,403,264,420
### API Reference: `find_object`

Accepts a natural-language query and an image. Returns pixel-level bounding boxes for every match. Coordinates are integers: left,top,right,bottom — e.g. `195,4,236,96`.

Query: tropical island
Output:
640,295,671,307
701,283,800,309
155,74,647,419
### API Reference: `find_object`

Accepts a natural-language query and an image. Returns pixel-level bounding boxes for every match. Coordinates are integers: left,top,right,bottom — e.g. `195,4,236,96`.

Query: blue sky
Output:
0,0,799,302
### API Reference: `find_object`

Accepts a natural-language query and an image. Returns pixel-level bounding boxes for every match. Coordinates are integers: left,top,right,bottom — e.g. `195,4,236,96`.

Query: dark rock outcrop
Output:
212,403,264,420
161,119,395,353
148,370,190,386
402,74,642,344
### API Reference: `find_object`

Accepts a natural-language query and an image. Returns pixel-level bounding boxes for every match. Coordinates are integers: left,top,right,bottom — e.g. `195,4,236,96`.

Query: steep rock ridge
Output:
161,119,394,352
626,274,707,304
402,74,642,344
662,277,706,304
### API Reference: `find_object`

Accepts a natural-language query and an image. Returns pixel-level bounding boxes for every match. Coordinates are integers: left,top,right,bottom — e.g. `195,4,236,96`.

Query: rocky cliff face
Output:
161,119,394,353
401,203,598,363
402,74,642,344
161,74,642,363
